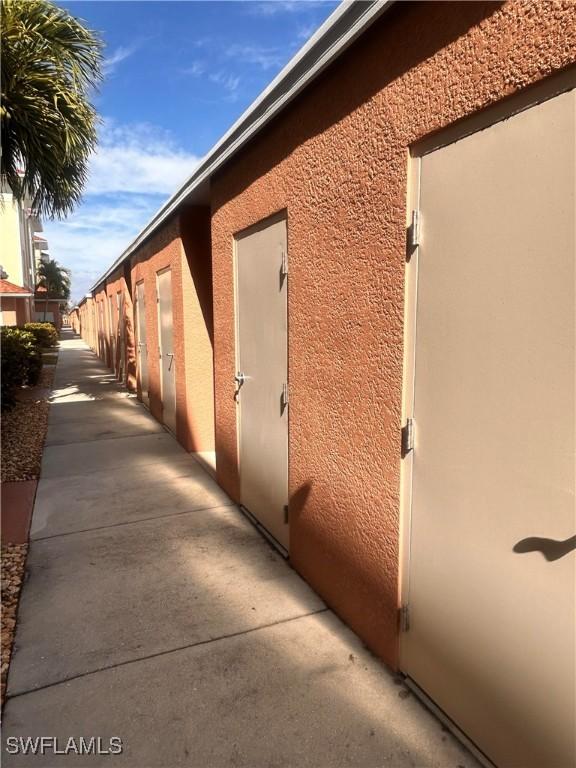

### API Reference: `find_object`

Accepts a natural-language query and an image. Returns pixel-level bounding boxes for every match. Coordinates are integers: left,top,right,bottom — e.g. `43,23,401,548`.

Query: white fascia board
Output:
89,0,395,293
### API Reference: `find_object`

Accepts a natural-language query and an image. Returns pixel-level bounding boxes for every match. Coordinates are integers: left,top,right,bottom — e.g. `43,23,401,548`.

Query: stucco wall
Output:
210,0,576,668
0,195,23,289
130,217,183,430
130,210,214,452
104,268,136,391
179,207,215,453
34,300,62,330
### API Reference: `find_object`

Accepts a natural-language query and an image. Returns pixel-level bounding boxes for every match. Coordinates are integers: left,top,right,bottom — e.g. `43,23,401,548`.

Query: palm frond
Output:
1,0,103,218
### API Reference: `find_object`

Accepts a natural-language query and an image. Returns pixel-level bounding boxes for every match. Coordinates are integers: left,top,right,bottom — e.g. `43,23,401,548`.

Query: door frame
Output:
232,210,290,555
398,67,576,766
399,64,576,648
155,267,170,407
135,279,149,407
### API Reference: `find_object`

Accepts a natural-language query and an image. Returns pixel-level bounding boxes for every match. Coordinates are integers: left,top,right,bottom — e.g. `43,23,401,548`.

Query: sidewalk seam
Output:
6,608,329,701
32,501,237,542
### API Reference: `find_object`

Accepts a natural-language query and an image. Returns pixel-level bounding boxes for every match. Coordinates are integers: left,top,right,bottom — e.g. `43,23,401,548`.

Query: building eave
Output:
88,0,395,293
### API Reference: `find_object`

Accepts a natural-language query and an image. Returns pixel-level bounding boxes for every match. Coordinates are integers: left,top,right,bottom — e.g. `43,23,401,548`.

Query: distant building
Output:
0,181,42,325
34,286,65,330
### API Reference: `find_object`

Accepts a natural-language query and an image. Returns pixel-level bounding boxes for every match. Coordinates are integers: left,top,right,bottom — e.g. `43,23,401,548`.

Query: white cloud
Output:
182,61,206,77
86,119,200,196
43,119,200,301
248,1,331,17
249,2,300,16
226,44,284,70
208,71,241,97
103,45,138,76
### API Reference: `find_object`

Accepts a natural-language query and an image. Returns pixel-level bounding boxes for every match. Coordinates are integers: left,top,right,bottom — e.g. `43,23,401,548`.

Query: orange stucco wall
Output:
179,207,215,452
91,268,135,391
34,300,63,331
210,0,576,668
129,210,214,452
76,212,214,455
0,296,29,326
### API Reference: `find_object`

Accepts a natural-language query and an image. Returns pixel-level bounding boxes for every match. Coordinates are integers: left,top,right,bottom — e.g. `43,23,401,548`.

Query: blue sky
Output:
45,0,339,301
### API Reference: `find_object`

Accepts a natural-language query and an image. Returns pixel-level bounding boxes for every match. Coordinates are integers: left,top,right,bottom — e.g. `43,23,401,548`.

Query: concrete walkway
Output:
3,331,479,767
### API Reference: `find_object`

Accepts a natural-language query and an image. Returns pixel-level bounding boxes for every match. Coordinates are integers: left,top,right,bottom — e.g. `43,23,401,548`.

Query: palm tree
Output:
37,258,71,299
1,0,103,218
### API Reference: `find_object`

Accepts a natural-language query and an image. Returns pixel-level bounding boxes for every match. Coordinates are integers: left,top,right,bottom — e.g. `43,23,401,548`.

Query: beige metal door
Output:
157,269,176,434
107,295,115,369
235,216,289,550
116,291,125,380
402,88,575,767
135,281,149,406
97,301,104,359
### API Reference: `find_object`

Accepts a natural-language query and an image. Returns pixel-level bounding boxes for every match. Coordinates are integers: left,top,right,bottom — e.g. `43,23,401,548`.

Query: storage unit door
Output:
235,216,289,550
157,269,176,434
118,291,126,380
402,88,575,768
108,296,115,369
136,281,149,406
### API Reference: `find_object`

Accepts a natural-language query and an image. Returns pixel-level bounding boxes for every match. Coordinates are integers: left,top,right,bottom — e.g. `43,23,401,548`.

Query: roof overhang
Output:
89,0,395,293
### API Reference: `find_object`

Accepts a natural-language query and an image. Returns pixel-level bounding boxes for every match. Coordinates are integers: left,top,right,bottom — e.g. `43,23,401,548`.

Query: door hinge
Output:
400,604,410,632
282,382,289,408
401,418,414,456
408,209,420,250
280,248,288,277
283,504,289,524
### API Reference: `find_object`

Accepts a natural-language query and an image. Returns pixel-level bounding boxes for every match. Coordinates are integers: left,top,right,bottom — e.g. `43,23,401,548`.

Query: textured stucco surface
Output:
130,212,214,452
180,207,215,453
78,214,214,455
130,218,183,429
211,0,576,667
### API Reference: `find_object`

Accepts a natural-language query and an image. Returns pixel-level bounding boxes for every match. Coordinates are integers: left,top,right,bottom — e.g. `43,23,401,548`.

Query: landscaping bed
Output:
1,544,28,704
1,326,58,707
1,365,55,483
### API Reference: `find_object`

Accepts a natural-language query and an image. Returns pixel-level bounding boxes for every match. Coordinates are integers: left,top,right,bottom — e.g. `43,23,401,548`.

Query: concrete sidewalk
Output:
3,331,479,767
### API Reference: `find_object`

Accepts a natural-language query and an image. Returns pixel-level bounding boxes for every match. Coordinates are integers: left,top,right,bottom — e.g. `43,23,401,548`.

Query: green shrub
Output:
24,322,58,348
1,328,43,408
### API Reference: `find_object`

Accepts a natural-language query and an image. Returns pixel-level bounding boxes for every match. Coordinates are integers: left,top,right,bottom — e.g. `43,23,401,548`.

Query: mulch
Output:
1,354,57,707
1,544,28,705
1,366,55,483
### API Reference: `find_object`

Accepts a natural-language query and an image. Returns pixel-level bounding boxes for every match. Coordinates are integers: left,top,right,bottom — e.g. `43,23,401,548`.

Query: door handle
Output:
234,372,246,402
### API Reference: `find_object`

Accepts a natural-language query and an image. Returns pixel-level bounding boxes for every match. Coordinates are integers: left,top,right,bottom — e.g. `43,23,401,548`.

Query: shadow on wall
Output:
124,301,137,393
27,402,446,764
514,535,576,562
180,206,214,349
48,343,571,766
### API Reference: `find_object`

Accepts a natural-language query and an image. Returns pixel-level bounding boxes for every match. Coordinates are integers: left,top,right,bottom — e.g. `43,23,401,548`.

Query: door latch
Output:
399,604,410,632
408,210,420,249
234,372,246,402
401,418,414,457
281,382,289,410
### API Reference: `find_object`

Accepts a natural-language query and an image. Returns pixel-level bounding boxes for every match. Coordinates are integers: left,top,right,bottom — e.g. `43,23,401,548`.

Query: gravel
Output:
1,544,28,706
1,365,55,483
1,356,57,705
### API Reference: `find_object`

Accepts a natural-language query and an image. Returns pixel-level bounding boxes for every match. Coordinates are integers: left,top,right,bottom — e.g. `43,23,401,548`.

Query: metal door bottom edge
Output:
238,504,288,559
402,676,498,768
